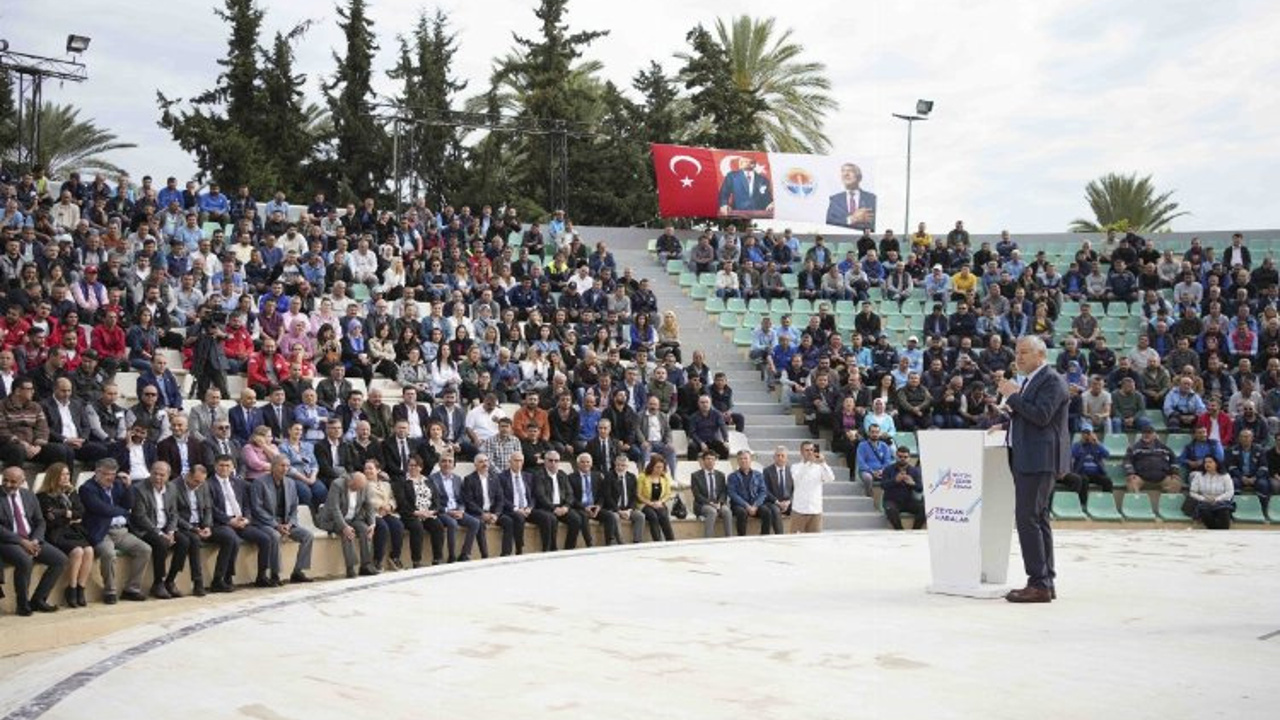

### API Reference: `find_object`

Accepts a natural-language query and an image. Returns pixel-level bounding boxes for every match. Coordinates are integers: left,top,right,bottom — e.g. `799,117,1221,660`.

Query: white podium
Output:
916,429,1015,598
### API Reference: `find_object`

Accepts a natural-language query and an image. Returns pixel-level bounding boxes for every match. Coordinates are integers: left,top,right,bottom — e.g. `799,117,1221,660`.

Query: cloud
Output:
3,0,1276,233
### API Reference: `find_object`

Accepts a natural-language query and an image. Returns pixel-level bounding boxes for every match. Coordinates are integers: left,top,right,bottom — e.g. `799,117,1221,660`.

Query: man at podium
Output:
997,337,1070,604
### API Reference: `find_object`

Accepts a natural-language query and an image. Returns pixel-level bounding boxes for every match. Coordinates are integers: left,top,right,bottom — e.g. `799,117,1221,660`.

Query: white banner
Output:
768,152,878,233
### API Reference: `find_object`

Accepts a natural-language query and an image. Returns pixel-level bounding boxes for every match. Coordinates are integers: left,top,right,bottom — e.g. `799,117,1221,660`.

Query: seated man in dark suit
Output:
79,458,152,603
128,461,190,599
429,388,471,458
824,163,876,230
206,454,271,591
533,451,585,551
381,419,423,483
690,450,733,538
315,364,353,413
171,465,236,596
429,455,482,562
316,419,357,489
462,453,508,558
497,452,550,556
391,387,432,440
602,454,646,544
569,453,613,547
0,466,68,615
229,388,263,445
727,450,782,536
200,419,243,476
157,414,204,481
686,395,730,460
260,385,295,441
41,377,113,469
762,446,794,519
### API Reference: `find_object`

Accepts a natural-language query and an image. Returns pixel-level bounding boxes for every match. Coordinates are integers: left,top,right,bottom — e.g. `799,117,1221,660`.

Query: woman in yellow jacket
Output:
636,456,676,541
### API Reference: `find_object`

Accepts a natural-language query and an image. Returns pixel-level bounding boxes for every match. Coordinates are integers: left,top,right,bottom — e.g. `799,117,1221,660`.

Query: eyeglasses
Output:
143,392,158,397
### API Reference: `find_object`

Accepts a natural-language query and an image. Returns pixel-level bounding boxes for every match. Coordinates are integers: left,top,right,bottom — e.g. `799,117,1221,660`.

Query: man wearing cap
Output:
923,264,953,304
1064,426,1113,505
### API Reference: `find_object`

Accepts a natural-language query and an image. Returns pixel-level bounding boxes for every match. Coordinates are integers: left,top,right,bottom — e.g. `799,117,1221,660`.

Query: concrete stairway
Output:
615,243,885,530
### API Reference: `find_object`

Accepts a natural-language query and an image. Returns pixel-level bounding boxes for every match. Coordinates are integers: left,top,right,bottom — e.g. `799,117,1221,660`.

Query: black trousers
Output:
733,503,782,536
527,509,558,552
688,438,730,461
640,505,675,541
1061,471,1113,506
173,527,205,582
202,525,240,583
883,495,927,530
500,511,528,555
374,515,405,563
1014,470,1056,590
549,508,585,550
234,525,275,579
401,516,446,564
0,441,74,470
0,542,68,607
139,530,191,584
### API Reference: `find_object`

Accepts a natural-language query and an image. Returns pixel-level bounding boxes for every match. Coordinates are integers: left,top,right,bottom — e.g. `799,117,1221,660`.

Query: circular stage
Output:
2,531,1277,720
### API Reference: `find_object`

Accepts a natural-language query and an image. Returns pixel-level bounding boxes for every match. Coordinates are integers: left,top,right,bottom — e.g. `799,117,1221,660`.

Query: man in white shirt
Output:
465,394,505,449
790,442,832,533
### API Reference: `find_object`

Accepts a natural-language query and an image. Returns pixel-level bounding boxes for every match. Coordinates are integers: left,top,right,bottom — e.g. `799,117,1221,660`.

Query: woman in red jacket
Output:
90,310,126,374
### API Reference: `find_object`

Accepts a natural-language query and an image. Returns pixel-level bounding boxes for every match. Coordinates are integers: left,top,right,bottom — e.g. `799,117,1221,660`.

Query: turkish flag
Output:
651,143,718,218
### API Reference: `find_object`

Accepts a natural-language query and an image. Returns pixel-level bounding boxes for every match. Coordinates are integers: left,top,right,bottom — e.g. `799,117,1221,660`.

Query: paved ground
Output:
1,530,1276,720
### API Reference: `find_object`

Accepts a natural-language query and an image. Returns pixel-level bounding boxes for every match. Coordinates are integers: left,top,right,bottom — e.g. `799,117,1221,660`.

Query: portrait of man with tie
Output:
717,156,775,218
825,162,877,230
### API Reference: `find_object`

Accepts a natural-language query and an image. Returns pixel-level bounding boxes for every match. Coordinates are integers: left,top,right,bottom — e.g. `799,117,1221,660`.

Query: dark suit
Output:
727,469,782,536
229,404,264,445
316,438,358,484
569,469,610,547
718,167,773,213
690,467,733,538
261,402,296,441
171,478,237,585
40,397,112,465
1006,364,1071,591
533,468,584,550
206,473,273,582
114,440,159,482
430,472,481,561
430,404,468,445
585,437,623,477
316,378,353,411
763,464,793,513
825,188,877,230
462,471,508,557
201,436,244,476
382,435,423,482
0,488,69,610
602,470,646,543
157,435,204,479
129,481,190,588
392,403,432,435
497,469,547,554
137,370,182,410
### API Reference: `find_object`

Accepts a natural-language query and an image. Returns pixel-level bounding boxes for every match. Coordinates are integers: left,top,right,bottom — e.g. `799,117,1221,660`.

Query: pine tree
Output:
259,25,318,197
324,0,388,204
0,71,18,163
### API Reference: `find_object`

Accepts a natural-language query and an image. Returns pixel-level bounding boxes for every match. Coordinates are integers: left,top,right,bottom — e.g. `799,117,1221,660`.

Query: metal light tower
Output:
0,36,91,169
892,99,933,235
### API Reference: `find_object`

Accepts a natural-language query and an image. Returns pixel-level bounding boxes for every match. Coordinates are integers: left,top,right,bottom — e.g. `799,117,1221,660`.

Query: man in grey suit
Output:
998,336,1070,604
252,456,315,585
318,469,377,577
172,465,233,596
129,461,190,599
690,450,733,538
0,466,68,614
638,396,678,478
188,387,229,443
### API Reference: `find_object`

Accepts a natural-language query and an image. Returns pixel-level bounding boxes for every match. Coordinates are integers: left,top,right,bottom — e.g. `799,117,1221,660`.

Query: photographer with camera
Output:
187,301,230,399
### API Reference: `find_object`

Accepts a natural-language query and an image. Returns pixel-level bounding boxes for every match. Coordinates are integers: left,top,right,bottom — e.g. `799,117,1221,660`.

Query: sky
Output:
4,0,1279,233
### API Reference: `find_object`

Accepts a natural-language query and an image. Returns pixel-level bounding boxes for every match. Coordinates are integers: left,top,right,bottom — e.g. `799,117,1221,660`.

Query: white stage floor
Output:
1,530,1277,720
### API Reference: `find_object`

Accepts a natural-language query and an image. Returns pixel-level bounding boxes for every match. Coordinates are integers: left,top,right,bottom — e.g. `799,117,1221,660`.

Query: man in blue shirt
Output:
727,450,782,535
1065,425,1112,505
856,423,895,497
1163,376,1206,432
1179,425,1224,475
198,183,231,224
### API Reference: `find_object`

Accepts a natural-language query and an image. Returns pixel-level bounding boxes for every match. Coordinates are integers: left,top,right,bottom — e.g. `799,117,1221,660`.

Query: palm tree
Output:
712,16,837,153
1069,172,1188,233
7,102,136,178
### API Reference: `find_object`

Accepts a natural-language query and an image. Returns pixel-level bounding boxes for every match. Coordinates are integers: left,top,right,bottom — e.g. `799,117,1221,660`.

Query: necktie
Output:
620,474,629,507
552,475,561,505
11,494,28,538
220,440,229,456
400,440,408,470
582,474,592,504
515,474,527,508
847,192,854,215
706,472,714,500
747,172,754,195
781,467,788,496
481,476,490,510
223,479,241,517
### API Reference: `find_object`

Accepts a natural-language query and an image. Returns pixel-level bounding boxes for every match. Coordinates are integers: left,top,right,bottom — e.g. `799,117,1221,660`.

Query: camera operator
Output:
186,301,230,399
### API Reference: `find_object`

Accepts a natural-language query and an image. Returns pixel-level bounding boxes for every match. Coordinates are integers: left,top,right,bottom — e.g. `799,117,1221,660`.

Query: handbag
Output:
671,494,688,520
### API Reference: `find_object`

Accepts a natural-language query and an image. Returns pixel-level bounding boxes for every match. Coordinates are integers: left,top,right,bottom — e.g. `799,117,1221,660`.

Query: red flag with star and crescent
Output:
651,143,718,218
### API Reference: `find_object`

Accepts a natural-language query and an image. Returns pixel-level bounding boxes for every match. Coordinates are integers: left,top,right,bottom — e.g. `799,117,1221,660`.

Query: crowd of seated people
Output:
0,168,788,617
665,221,1279,529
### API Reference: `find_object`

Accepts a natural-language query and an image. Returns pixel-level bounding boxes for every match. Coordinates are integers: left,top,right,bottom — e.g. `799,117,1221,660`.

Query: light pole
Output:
892,99,933,236
0,35,91,169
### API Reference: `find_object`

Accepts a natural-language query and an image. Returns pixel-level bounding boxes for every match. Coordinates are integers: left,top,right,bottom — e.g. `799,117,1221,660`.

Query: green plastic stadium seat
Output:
770,299,791,314
836,314,856,332
732,327,753,347
1103,434,1130,454
895,433,918,454
782,274,798,290
835,300,856,315
1051,491,1088,520
647,238,658,253
690,284,709,300
1268,498,1280,523
678,272,696,287
704,297,726,314
1156,494,1192,522
1086,492,1124,521
718,312,740,330
1233,495,1268,524
1120,493,1157,521
1106,303,1130,318
699,273,716,287
741,312,761,328
1140,410,1166,430
666,260,683,274
748,298,769,313
201,221,222,238
1164,434,1190,455
791,299,813,315
726,298,747,314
